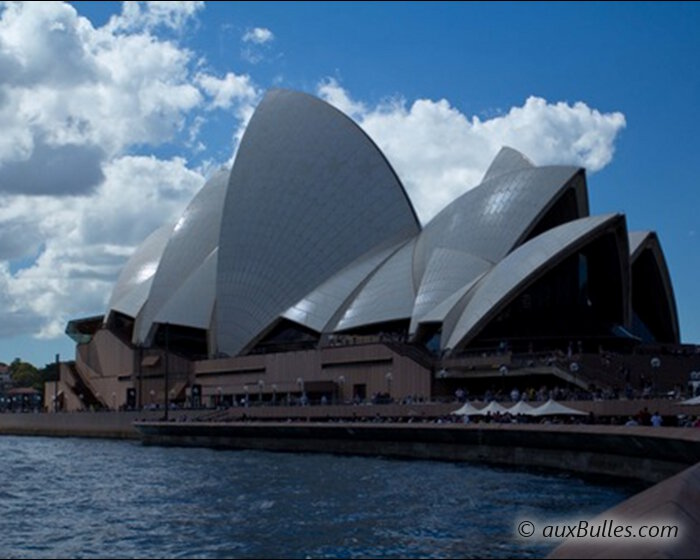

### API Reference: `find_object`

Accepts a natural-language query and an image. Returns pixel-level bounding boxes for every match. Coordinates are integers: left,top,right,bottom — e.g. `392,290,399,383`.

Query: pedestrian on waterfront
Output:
637,407,651,426
651,411,663,427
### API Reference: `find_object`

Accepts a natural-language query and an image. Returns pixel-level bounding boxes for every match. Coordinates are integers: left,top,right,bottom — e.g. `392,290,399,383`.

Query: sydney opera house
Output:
56,89,685,411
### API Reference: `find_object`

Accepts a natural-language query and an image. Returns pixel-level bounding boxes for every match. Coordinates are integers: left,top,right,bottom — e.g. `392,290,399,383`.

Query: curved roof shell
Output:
409,162,587,334
628,231,680,343
444,213,629,351
282,239,405,334
215,89,420,356
481,146,535,183
332,238,417,332
152,248,218,331
107,222,173,320
100,89,681,360
134,168,229,344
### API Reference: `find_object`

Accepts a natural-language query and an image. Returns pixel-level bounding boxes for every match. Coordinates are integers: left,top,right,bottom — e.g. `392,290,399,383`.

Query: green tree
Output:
9,358,40,389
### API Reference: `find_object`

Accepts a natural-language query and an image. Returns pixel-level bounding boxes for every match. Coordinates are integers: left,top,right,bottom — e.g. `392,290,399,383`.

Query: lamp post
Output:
337,375,345,404
296,377,305,405
499,365,508,396
689,371,700,398
54,353,59,414
650,357,661,397
569,361,580,389
164,323,170,421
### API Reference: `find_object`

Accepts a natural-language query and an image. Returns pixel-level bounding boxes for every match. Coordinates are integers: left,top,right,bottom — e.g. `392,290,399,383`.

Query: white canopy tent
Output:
508,400,536,415
451,401,484,416
479,400,510,415
530,399,587,416
680,395,700,405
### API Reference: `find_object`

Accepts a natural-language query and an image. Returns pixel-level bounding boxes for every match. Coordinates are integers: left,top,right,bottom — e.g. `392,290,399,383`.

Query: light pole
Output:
690,371,700,398
296,377,305,405
54,353,59,413
164,323,170,421
569,361,580,389
337,375,345,404
499,365,508,397
650,357,661,397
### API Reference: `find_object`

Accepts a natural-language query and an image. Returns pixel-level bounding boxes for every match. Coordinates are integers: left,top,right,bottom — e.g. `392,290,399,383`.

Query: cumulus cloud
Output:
0,156,204,338
240,26,275,64
0,2,204,175
242,27,274,44
0,138,105,195
0,2,244,340
107,1,204,33
317,78,366,118
197,71,258,111
317,80,626,223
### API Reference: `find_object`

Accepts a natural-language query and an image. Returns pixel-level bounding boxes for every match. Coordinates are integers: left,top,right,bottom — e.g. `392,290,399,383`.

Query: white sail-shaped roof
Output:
134,168,229,343
107,222,173,319
628,231,650,259
409,248,492,334
410,165,585,333
628,230,680,343
282,240,405,333
153,249,218,330
481,146,535,183
445,214,626,350
97,89,679,368
216,89,420,355
332,239,417,332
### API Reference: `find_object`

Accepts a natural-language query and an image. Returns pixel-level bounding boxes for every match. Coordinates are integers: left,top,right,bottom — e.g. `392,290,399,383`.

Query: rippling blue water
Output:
0,436,634,558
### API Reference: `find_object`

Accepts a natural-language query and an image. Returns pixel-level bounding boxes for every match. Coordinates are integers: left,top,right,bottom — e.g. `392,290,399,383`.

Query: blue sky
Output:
0,1,698,367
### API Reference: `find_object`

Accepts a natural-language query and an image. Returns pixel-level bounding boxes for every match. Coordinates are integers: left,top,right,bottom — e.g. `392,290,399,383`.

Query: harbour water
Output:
1,436,635,558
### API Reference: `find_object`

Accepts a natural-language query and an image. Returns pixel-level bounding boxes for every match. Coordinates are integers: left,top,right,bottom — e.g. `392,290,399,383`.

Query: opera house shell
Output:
61,89,681,411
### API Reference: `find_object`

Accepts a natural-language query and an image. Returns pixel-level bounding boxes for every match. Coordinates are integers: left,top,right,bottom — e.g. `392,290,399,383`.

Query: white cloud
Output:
0,156,204,338
317,80,626,223
0,1,204,175
197,71,258,111
107,1,204,33
317,77,366,118
242,27,274,44
240,26,275,64
0,1,237,341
